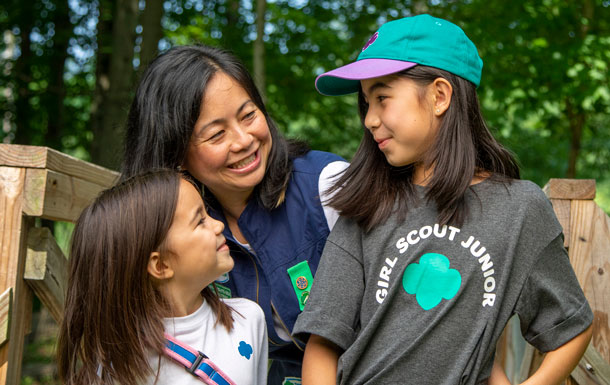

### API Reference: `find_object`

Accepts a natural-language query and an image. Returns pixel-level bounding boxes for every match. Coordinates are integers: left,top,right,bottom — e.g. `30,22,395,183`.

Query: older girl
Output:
294,14,593,385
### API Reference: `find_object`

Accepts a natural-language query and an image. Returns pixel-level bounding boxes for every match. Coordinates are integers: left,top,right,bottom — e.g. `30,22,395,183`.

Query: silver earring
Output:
436,108,441,113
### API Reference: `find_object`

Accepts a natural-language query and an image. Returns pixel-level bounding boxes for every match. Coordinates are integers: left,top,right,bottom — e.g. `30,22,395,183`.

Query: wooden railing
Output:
0,144,118,384
0,144,608,384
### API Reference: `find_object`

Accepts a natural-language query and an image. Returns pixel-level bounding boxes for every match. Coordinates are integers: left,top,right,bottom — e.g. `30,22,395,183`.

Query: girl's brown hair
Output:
327,66,520,231
57,169,233,385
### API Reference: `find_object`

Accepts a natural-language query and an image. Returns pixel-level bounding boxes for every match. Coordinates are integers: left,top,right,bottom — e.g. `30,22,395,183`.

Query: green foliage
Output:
1,0,609,205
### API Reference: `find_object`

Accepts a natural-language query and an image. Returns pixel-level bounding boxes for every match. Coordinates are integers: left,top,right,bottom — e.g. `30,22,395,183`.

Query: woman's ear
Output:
147,251,174,280
431,77,453,116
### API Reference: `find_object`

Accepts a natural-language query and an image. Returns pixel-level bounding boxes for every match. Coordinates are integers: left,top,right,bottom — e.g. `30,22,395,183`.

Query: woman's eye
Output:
197,217,205,226
207,130,224,141
243,110,256,120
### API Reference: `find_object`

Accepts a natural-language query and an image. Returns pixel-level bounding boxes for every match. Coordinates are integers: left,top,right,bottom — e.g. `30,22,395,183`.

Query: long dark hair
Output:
121,45,308,209
327,66,520,231
57,169,234,385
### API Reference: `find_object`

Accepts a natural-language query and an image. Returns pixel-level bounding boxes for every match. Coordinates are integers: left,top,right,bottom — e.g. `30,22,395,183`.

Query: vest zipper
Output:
233,243,281,347
271,301,304,351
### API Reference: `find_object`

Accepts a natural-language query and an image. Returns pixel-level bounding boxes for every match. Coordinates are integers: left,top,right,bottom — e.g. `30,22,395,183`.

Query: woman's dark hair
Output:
121,45,308,209
57,169,234,385
327,66,520,231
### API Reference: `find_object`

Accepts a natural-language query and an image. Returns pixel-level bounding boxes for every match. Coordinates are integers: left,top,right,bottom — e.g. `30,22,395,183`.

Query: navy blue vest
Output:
208,151,344,355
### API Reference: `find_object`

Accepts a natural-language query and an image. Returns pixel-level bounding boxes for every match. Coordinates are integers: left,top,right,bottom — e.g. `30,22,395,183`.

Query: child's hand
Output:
489,360,512,385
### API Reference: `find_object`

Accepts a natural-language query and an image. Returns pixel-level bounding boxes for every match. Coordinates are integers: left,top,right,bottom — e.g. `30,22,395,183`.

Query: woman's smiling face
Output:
183,71,272,198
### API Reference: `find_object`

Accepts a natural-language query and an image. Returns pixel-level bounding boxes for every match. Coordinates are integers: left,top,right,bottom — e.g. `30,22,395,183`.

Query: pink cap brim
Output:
315,59,418,96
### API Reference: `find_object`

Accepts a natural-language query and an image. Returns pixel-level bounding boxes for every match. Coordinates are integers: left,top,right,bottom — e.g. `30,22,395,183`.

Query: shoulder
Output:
473,179,551,208
222,298,265,321
473,178,562,240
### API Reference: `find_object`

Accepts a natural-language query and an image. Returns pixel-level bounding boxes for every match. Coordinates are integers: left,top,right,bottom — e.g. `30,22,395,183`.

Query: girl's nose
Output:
364,109,380,132
229,125,253,152
211,217,224,234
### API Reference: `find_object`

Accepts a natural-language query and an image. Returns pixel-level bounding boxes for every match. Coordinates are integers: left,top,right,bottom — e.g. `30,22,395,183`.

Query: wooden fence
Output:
0,144,608,384
0,144,118,384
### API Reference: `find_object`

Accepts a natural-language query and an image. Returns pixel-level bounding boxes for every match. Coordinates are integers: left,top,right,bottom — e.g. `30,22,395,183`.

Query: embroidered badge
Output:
362,31,378,51
402,253,461,310
215,272,230,284
212,283,232,299
238,341,253,359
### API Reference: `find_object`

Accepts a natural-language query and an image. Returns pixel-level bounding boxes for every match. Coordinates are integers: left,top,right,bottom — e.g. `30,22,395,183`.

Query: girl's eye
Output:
377,95,387,103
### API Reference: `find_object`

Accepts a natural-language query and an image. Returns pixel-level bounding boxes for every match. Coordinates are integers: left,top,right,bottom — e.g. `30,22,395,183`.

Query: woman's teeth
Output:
230,153,256,169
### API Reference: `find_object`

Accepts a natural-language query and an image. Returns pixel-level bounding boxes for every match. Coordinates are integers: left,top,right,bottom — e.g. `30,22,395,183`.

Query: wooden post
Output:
0,167,34,385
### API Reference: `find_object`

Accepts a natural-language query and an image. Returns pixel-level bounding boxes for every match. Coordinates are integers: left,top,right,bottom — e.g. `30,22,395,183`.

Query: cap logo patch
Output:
362,31,378,51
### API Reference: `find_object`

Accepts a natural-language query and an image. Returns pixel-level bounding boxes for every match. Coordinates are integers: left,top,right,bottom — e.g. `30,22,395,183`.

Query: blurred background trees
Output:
1,0,609,209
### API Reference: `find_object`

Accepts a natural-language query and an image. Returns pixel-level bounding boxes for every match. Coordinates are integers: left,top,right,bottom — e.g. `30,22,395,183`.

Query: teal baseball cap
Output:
315,14,483,96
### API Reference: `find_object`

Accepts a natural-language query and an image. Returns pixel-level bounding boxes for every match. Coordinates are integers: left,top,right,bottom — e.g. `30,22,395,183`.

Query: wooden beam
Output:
0,144,119,187
543,179,596,200
24,227,68,323
0,289,11,347
23,168,108,222
570,343,610,385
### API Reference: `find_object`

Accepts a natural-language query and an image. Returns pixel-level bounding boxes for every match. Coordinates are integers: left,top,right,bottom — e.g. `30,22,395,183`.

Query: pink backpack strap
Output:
164,333,236,385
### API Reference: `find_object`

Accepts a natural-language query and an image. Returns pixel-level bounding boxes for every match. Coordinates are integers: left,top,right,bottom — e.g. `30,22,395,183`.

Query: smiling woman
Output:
120,45,348,384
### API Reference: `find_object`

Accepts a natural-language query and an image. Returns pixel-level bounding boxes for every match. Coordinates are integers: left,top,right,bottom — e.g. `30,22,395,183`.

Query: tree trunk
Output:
13,1,36,145
565,0,594,178
566,100,584,178
90,0,139,170
43,1,71,151
90,0,114,163
139,0,164,72
253,0,266,101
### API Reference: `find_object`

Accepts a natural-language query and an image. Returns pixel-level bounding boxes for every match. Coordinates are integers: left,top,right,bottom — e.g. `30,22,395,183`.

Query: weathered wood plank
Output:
569,200,610,364
0,289,11,347
0,144,119,187
24,168,108,222
543,179,596,200
0,167,33,385
570,343,610,385
24,227,68,323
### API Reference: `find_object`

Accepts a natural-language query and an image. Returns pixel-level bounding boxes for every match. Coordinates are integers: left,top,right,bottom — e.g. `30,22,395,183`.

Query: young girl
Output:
293,14,593,385
57,169,268,385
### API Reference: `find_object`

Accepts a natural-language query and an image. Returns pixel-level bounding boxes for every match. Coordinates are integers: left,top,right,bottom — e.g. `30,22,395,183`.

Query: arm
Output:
489,359,511,385
521,324,593,385
490,325,593,385
302,334,342,385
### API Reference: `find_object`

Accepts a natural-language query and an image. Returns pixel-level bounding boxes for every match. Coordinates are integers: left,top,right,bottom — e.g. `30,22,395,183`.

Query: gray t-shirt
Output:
293,179,593,385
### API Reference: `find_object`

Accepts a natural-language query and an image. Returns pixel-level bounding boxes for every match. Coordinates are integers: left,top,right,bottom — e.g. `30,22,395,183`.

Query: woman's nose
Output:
229,125,253,152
